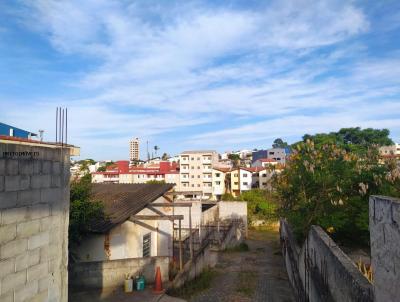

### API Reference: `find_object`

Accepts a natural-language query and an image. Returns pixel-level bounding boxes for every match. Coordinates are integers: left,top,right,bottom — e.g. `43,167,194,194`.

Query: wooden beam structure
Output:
130,215,184,221
150,203,192,207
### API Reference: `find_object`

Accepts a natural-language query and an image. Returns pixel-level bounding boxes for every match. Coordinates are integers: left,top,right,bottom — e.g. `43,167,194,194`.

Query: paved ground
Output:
180,227,295,302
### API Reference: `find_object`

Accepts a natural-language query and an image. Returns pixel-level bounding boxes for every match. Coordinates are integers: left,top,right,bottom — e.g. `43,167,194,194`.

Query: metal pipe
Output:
56,107,58,143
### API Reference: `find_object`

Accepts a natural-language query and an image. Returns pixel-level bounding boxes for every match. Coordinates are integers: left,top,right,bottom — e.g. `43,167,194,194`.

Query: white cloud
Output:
3,0,399,158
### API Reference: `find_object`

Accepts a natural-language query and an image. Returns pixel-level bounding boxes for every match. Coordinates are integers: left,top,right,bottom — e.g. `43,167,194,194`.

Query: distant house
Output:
0,122,37,139
73,183,175,262
252,158,279,168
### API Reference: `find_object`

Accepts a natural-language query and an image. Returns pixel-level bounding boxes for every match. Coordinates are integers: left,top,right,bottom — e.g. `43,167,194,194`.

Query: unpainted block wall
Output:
369,195,400,302
0,142,70,302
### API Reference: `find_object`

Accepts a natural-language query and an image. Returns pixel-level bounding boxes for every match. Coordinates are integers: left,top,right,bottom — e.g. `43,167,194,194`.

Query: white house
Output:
74,184,175,261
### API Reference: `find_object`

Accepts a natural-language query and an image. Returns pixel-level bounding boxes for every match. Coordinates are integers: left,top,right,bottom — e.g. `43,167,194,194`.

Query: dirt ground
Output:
173,227,295,302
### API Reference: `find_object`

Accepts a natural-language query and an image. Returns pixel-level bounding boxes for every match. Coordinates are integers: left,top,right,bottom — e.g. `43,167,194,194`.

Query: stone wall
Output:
280,219,373,302
0,141,70,302
69,256,169,289
369,195,400,302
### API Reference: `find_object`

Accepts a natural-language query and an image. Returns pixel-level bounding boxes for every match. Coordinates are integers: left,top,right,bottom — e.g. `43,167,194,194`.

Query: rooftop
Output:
89,183,174,233
180,150,217,154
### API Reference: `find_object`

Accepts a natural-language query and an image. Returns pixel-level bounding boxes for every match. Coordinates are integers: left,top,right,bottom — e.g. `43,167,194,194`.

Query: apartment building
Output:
266,147,291,165
129,137,140,161
379,143,400,157
212,168,230,200
179,150,218,199
230,168,253,197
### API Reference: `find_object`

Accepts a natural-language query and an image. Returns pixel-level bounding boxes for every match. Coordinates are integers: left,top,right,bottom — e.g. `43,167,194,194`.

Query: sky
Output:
0,0,399,160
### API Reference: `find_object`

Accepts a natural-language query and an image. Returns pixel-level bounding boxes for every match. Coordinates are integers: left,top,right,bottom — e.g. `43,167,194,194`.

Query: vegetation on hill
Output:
276,127,399,246
69,173,104,246
236,189,278,225
146,179,166,184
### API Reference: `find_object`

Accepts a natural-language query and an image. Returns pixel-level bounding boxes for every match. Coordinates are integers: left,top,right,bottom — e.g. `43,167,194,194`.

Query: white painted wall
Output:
75,196,173,262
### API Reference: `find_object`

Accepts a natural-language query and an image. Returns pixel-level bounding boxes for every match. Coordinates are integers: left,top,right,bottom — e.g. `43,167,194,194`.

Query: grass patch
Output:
236,271,257,296
168,268,218,299
224,242,249,253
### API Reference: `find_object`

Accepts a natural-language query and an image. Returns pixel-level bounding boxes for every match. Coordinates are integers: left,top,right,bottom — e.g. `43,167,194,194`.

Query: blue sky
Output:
0,0,399,160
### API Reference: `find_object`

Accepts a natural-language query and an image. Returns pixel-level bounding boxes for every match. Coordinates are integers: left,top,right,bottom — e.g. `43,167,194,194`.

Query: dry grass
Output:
236,270,258,296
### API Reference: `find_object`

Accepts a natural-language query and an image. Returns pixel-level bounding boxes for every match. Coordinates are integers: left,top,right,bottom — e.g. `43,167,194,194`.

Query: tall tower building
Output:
130,138,140,161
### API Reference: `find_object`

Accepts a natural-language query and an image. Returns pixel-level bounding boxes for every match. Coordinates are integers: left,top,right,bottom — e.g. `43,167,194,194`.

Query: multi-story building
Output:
212,168,230,200
129,137,140,161
179,150,218,199
266,147,290,165
379,144,400,157
229,168,253,197
93,161,179,185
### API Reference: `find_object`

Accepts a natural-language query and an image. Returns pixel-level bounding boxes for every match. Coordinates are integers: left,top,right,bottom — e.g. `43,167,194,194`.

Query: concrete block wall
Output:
370,195,400,302
0,142,70,302
69,256,169,289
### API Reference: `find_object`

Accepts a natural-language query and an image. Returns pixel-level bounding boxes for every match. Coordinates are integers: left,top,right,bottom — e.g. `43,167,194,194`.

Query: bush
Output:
237,189,278,224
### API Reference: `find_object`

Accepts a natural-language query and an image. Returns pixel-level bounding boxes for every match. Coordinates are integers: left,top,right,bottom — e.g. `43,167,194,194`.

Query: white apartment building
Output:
212,168,229,200
179,150,219,199
129,138,140,161
230,168,253,197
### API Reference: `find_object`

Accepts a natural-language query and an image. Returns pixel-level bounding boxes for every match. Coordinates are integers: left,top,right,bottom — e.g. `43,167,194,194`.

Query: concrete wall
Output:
280,219,373,302
171,222,243,289
369,195,400,302
74,196,173,262
0,141,70,302
70,256,169,289
219,201,247,227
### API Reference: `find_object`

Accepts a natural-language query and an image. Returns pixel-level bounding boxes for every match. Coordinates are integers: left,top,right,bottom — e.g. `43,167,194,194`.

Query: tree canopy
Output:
272,138,289,148
276,137,399,245
300,127,393,151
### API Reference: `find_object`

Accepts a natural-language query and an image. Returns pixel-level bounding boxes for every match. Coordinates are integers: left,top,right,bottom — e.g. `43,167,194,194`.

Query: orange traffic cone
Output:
153,266,164,294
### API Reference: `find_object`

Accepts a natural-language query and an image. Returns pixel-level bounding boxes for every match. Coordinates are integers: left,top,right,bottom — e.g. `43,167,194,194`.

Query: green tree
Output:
276,138,400,245
272,138,289,148
69,174,104,246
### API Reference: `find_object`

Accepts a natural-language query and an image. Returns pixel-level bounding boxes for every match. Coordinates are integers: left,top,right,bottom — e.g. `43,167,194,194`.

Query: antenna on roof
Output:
38,130,44,142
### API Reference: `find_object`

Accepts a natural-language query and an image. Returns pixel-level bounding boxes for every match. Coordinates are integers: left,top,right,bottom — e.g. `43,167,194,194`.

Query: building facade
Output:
129,138,140,161
179,150,218,199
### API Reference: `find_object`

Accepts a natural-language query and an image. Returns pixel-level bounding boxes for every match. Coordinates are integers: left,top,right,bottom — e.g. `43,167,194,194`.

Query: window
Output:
262,174,267,177
9,128,14,136
191,175,194,178
243,182,248,185
197,184,200,187
198,175,200,178
191,166,194,169
191,184,194,187
197,157,200,160
262,182,267,186
191,157,194,160
243,173,248,177
216,173,220,177
216,181,221,185
234,173,238,177
234,182,238,185
143,233,151,257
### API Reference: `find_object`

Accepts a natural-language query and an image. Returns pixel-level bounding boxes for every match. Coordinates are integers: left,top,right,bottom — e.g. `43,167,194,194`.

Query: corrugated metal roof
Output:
89,183,174,233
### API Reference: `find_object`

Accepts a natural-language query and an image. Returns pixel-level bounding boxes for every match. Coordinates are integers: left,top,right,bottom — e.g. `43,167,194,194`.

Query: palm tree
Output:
154,145,159,157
